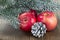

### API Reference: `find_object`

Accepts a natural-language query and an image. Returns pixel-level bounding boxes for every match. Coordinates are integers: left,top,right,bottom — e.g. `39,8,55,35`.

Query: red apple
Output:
18,10,36,32
37,11,57,31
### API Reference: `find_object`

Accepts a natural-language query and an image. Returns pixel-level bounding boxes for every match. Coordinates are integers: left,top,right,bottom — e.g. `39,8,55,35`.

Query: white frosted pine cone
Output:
31,22,47,38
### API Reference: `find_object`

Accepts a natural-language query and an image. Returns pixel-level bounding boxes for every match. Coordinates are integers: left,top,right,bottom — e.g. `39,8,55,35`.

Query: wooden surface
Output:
0,11,60,40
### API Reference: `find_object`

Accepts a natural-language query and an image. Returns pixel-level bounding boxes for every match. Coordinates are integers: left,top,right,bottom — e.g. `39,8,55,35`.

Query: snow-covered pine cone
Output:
31,22,47,38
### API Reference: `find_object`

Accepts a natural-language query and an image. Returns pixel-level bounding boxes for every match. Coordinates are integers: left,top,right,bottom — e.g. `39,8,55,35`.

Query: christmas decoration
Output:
0,0,60,38
0,0,60,29
18,10,36,32
31,22,47,38
37,11,57,31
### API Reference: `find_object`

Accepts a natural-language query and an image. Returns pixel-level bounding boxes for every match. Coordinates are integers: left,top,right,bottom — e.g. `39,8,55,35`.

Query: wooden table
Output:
0,11,60,40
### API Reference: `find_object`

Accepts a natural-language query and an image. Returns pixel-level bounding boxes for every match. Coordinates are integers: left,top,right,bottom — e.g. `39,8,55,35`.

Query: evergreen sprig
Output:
0,0,60,29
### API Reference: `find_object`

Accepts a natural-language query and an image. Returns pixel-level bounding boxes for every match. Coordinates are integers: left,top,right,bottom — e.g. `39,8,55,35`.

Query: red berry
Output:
18,10,36,32
37,11,57,31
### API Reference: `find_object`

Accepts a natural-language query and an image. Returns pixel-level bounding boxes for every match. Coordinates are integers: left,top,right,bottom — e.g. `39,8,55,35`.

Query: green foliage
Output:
24,0,60,12
0,0,60,29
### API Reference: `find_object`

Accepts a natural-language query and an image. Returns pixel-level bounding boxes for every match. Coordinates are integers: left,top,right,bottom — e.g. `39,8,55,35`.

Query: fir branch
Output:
25,0,60,12
0,0,60,29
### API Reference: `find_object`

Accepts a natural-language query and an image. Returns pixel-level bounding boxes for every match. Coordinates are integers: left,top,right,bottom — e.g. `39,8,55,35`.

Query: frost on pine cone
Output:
31,22,47,38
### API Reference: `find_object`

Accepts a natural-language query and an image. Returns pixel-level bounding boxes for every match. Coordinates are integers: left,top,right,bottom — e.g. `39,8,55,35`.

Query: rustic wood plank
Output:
0,26,30,40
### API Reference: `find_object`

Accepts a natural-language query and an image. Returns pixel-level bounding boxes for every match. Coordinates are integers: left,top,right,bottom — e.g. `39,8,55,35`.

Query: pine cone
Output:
31,22,47,38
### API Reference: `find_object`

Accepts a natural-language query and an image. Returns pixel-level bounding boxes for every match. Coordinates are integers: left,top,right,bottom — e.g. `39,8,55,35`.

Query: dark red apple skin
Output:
18,10,36,32
29,9,37,17
37,11,57,31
